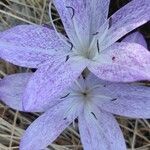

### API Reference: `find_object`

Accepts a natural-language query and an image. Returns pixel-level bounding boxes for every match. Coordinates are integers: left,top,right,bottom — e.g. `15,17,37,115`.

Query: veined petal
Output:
0,73,31,111
53,0,90,47
20,98,81,150
23,57,87,111
86,0,110,34
95,82,150,119
85,73,150,119
79,106,126,150
101,0,150,50
122,32,148,48
0,25,69,68
89,42,150,82
53,0,78,45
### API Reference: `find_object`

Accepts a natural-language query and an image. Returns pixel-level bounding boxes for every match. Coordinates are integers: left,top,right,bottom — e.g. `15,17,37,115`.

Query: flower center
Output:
79,88,92,102
75,46,97,60
81,92,88,97
70,34,100,61
82,50,93,59
78,39,99,60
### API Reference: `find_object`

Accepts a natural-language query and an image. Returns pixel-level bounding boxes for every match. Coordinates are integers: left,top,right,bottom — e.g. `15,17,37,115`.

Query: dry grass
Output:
0,0,150,150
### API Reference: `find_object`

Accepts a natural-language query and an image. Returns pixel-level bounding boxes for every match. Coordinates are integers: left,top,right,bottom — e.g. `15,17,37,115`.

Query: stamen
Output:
82,92,87,97
109,17,112,28
60,93,70,99
65,55,70,62
82,75,86,79
92,32,99,36
66,6,75,19
67,41,74,51
111,98,117,101
81,71,87,79
97,40,100,53
91,112,97,120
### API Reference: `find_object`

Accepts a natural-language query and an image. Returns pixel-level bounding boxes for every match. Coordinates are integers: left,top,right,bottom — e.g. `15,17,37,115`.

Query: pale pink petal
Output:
0,25,69,68
23,57,87,111
89,42,150,82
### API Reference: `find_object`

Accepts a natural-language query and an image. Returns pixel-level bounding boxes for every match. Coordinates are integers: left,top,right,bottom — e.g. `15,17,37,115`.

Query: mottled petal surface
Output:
20,98,81,150
53,0,78,44
0,73,31,111
94,82,150,118
0,25,69,68
122,32,147,48
54,0,90,47
101,0,150,50
23,57,87,111
89,42,150,82
79,106,126,150
86,0,110,34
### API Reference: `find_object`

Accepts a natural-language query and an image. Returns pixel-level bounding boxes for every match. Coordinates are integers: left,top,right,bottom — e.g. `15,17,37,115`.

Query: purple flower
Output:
0,0,150,111
0,72,150,150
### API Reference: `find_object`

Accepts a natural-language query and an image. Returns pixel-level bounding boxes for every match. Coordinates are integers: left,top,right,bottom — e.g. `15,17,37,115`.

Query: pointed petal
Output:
83,73,150,119
20,98,81,150
53,0,90,47
53,0,77,44
101,0,150,49
89,42,150,82
79,107,126,150
0,73,31,111
0,25,69,68
86,0,110,34
122,32,147,48
23,57,87,111
94,82,150,119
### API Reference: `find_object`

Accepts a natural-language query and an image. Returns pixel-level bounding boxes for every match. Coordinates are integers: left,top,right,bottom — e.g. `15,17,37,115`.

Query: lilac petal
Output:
53,0,77,44
89,42,150,82
79,107,126,150
23,57,87,111
86,73,150,118
86,0,110,34
0,73,31,111
122,32,148,49
20,98,80,150
101,0,150,50
94,82,150,119
53,0,90,47
0,25,69,68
